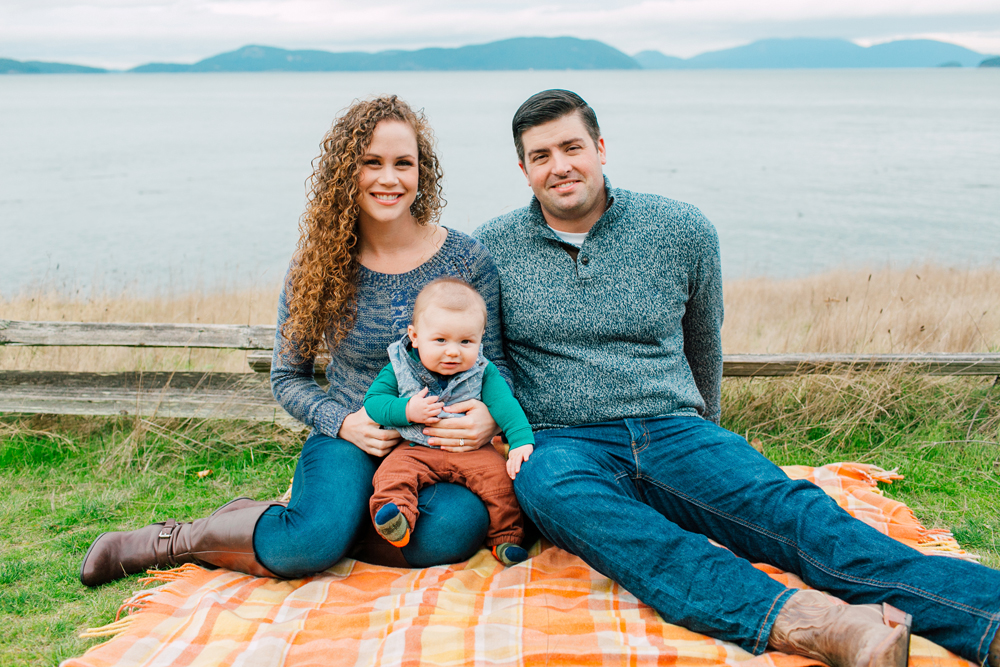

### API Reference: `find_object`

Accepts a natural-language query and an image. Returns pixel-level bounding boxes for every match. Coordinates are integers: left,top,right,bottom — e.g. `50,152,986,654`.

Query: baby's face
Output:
407,305,484,375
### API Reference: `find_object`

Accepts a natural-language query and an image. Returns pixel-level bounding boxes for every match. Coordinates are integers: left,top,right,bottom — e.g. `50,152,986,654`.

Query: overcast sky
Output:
4,0,1000,69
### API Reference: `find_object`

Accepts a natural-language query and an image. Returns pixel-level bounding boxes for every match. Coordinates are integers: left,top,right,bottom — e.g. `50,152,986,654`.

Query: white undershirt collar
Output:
547,226,588,248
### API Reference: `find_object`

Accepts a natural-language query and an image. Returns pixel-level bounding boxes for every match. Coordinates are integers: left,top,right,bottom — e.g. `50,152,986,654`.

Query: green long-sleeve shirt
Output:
364,359,534,450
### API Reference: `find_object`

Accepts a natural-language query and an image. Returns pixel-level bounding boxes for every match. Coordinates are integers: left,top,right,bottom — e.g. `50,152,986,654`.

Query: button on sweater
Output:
473,180,723,431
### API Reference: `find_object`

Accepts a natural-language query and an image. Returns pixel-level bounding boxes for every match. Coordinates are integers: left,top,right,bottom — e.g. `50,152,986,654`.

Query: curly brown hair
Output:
282,95,445,358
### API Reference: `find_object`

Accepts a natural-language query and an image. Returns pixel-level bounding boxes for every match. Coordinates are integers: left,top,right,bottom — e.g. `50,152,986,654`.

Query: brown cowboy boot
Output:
769,589,911,667
210,497,286,516
989,629,1000,667
80,500,284,587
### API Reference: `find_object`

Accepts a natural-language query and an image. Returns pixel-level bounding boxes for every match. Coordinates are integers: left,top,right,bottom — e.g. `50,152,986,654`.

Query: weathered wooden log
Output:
722,353,1000,377
0,371,301,428
0,320,275,349
248,351,1000,377
247,350,330,376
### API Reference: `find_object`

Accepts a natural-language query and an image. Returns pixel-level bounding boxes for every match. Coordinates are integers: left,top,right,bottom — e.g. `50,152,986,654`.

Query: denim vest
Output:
387,336,488,447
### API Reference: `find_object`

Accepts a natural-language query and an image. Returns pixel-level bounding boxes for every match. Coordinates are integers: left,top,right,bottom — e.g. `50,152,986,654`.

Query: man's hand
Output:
338,407,402,457
506,444,533,480
423,399,500,451
405,387,444,424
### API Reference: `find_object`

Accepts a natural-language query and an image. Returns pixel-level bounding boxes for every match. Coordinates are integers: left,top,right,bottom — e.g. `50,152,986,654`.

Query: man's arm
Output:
681,218,724,424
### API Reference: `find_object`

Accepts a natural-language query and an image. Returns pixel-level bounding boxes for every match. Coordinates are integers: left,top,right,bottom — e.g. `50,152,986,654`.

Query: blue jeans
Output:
514,415,1000,663
253,432,490,576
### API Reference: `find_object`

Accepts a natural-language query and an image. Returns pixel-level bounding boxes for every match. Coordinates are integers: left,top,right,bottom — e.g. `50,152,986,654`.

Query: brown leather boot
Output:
210,497,286,516
988,628,1000,667
80,501,283,587
769,589,911,667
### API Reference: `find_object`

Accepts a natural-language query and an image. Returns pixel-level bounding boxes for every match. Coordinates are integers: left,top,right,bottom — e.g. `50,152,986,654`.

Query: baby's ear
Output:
407,324,418,347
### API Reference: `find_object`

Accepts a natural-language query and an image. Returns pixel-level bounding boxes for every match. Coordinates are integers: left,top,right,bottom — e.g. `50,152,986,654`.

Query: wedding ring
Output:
459,438,465,447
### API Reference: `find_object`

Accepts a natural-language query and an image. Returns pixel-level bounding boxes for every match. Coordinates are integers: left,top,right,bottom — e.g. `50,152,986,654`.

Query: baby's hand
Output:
506,444,533,480
406,387,444,424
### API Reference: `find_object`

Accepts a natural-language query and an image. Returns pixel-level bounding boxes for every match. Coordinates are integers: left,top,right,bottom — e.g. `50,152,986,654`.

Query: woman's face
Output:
356,120,421,227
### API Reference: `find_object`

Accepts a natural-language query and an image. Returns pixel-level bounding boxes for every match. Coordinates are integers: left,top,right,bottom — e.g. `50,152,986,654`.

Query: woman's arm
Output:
270,283,401,455
270,284,351,436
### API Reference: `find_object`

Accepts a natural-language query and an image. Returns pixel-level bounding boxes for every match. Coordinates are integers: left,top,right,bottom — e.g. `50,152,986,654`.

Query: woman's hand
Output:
338,407,401,457
422,399,500,452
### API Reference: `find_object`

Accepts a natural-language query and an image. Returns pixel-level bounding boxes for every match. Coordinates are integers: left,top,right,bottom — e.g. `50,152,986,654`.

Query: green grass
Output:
0,415,301,666
0,373,998,666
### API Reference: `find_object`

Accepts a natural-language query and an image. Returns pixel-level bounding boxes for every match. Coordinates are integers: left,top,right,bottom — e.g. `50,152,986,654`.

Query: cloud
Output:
3,0,999,68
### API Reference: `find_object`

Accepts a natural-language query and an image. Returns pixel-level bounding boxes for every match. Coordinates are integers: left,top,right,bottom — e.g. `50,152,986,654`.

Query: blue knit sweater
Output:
473,180,723,430
271,229,510,437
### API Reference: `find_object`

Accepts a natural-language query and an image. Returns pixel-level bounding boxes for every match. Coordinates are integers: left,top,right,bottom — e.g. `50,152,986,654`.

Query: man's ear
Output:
518,161,529,183
597,136,607,166
407,324,418,347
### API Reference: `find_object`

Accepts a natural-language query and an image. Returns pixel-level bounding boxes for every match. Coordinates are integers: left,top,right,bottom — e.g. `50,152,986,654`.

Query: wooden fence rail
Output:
2,320,998,422
0,320,274,349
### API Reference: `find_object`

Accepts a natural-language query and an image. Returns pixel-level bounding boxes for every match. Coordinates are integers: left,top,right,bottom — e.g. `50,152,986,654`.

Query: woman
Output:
80,95,503,586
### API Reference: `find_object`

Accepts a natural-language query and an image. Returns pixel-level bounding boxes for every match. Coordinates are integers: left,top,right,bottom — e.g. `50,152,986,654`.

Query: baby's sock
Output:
492,542,528,567
374,503,411,547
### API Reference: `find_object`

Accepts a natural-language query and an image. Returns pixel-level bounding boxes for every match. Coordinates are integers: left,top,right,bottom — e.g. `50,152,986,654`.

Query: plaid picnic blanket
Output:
64,463,979,667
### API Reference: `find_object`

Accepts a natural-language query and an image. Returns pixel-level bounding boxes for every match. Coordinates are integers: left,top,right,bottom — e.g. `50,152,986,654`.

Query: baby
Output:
363,277,535,567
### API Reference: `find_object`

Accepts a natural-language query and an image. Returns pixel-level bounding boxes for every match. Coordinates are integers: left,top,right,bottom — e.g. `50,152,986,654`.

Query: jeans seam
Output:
635,419,651,455
421,483,438,507
640,473,1000,621
753,589,790,654
977,617,1000,665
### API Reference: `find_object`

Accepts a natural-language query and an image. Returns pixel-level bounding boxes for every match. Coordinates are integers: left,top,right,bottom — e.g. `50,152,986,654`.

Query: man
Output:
473,89,999,667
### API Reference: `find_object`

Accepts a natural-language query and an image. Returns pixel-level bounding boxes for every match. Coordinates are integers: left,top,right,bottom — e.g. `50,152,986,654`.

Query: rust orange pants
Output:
370,444,523,548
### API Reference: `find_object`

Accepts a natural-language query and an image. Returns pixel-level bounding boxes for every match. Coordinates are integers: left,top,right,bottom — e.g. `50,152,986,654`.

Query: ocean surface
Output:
1,69,998,295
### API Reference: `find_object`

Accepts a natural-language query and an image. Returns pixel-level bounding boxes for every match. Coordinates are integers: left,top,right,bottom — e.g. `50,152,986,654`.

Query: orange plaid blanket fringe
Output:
63,463,978,667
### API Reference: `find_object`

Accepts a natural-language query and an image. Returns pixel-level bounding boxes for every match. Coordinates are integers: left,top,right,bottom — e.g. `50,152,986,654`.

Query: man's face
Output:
518,111,607,231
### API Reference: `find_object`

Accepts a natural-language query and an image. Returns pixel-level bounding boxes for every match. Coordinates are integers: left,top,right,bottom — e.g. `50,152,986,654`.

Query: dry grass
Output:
723,264,1000,354
1,264,998,373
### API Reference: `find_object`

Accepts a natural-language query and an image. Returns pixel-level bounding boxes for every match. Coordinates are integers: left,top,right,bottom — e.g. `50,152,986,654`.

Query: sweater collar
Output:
527,175,623,242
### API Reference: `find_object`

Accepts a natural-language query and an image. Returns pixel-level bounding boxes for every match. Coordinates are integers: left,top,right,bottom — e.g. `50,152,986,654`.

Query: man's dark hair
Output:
512,89,601,163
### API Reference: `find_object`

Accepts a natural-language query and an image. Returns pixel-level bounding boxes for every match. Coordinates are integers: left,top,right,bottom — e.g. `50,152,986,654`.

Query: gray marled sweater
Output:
473,180,723,430
270,229,509,437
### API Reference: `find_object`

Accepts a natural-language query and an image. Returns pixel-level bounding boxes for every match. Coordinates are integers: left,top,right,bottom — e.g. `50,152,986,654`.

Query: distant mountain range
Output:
134,37,638,72
3,37,998,74
635,38,991,69
0,58,106,74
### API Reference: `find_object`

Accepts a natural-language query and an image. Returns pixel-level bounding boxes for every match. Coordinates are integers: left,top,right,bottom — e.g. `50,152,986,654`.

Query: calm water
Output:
1,70,998,295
